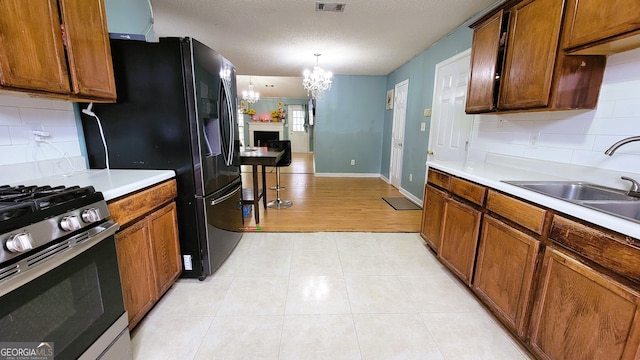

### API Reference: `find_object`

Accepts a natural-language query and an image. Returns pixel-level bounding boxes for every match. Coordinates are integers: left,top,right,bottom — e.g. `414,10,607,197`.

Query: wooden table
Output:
239,147,284,223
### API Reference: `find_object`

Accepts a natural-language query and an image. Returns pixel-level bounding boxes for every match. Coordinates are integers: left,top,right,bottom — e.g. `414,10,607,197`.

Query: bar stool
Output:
267,140,293,209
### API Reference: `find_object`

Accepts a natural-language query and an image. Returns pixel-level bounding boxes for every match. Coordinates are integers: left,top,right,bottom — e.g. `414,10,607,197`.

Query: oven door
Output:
0,221,126,360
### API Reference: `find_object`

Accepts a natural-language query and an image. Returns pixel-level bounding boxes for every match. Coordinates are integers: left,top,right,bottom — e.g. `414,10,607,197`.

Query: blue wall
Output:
241,97,310,147
383,26,473,199
314,75,386,174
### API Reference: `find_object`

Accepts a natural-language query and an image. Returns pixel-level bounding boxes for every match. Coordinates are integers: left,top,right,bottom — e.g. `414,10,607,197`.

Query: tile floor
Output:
131,232,533,359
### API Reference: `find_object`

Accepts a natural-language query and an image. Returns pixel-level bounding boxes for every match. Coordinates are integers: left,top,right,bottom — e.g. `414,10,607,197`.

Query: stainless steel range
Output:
0,185,131,360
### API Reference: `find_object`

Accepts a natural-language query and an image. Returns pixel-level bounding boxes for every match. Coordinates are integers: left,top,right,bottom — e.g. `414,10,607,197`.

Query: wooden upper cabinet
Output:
0,0,70,93
465,10,504,113
60,0,116,99
563,0,640,55
0,0,115,101
465,0,606,113
499,0,564,110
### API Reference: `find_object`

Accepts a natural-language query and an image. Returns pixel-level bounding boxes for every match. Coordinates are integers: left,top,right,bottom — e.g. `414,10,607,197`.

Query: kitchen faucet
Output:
604,136,640,155
604,136,640,198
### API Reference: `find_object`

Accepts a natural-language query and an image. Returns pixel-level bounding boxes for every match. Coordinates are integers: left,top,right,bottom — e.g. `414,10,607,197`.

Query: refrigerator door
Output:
191,39,240,197
200,180,244,275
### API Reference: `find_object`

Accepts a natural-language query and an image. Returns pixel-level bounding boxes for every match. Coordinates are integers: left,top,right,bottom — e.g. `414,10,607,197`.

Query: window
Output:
289,105,305,132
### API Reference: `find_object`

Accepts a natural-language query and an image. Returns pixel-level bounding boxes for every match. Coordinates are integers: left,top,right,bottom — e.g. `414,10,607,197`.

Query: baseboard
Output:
314,173,381,178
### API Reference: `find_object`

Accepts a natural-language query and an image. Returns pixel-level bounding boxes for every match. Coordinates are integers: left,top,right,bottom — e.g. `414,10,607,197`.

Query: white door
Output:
288,105,308,153
389,79,408,188
429,49,473,162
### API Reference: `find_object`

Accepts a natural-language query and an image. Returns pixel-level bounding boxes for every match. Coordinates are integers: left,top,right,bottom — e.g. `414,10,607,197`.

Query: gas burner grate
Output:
0,202,36,222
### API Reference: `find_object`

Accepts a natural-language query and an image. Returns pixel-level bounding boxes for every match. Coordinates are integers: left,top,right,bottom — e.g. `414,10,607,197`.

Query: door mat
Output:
382,197,422,210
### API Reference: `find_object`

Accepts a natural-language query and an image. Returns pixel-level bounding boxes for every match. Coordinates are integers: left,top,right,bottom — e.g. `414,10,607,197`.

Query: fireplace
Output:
254,131,279,147
248,122,284,147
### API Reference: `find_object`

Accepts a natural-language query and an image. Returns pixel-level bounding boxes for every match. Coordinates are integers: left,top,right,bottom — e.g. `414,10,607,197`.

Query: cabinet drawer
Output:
550,215,640,283
486,190,547,234
427,169,450,190
451,177,486,206
108,179,177,227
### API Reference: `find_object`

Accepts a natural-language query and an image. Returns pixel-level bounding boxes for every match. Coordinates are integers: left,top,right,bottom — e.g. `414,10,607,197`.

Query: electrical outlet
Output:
409,173,413,182
350,159,355,166
529,132,539,147
497,119,504,128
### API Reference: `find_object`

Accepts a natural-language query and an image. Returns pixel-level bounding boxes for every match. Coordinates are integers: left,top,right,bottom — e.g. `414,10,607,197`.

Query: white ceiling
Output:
150,0,500,98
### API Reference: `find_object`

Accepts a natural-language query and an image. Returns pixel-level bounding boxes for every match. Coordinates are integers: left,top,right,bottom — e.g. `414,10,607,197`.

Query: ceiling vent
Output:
315,2,346,12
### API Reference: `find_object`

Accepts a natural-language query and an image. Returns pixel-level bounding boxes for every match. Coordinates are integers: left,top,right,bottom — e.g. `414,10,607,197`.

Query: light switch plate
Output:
420,122,426,131
423,108,432,117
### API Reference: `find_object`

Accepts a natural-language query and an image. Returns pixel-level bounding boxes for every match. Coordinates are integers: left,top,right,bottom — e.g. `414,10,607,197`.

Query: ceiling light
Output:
302,54,333,99
242,77,260,104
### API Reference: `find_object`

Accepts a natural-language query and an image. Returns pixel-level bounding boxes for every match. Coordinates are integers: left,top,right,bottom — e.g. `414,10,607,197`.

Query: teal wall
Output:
382,26,473,199
314,75,386,174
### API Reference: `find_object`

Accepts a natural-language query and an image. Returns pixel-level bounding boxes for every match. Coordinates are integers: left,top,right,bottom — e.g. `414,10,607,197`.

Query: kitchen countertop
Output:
15,169,176,201
427,154,640,239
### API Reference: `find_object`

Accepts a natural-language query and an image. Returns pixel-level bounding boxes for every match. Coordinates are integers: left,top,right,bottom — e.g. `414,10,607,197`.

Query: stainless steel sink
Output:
503,180,640,224
581,201,640,223
503,181,637,202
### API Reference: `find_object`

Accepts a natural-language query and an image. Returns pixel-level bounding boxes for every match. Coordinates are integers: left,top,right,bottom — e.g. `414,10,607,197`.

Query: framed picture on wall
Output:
386,89,394,110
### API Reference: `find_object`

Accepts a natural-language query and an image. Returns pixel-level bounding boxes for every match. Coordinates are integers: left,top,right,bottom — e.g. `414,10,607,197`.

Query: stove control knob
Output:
60,215,82,232
81,208,101,223
6,233,34,253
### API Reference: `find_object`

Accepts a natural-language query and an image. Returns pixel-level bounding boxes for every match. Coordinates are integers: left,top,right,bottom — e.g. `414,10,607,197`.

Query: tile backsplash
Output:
0,92,86,182
469,47,640,175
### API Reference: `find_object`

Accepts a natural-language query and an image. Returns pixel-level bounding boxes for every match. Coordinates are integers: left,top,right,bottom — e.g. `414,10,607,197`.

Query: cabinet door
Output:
473,216,539,337
114,220,156,329
420,184,447,250
0,0,70,93
465,10,504,113
59,0,116,100
563,0,640,51
148,203,182,297
530,248,640,359
499,0,564,110
438,199,482,285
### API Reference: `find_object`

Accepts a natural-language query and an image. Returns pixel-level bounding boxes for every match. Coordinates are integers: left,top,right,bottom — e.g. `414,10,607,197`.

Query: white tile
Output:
398,274,482,313
335,233,383,256
612,98,640,118
290,250,343,276
130,315,213,360
193,315,283,360
217,276,288,316
248,232,295,251
339,252,395,276
150,276,234,317
0,106,21,125
279,315,361,360
19,108,76,126
344,275,418,314
232,249,292,277
285,276,351,315
373,232,427,256
293,232,337,252
0,127,11,145
421,312,531,359
385,251,445,276
354,314,444,360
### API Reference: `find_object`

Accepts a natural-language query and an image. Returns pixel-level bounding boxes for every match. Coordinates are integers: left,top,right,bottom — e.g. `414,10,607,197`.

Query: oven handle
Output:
0,220,120,297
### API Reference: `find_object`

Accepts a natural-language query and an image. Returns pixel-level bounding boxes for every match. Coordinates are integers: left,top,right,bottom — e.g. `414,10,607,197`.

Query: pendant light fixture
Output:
302,54,333,99
242,77,260,104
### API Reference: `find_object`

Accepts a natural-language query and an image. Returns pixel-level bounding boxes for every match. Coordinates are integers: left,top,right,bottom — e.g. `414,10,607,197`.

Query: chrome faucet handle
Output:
621,176,640,198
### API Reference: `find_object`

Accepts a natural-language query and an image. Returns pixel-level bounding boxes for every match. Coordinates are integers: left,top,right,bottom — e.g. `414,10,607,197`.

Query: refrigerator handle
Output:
221,77,235,167
210,184,241,206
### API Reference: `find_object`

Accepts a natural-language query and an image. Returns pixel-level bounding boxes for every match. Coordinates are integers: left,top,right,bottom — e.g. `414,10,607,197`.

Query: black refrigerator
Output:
81,37,243,280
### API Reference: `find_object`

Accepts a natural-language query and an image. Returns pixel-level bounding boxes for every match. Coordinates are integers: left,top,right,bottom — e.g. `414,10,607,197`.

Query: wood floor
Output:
240,153,422,232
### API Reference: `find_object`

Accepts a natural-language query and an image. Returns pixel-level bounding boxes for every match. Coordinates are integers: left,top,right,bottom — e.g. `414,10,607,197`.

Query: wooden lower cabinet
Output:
420,184,448,250
529,247,640,360
115,202,180,329
437,198,482,285
473,215,540,336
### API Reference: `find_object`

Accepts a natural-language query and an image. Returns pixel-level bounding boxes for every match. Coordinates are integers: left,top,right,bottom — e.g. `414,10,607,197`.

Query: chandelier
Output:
242,77,260,104
302,54,333,99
